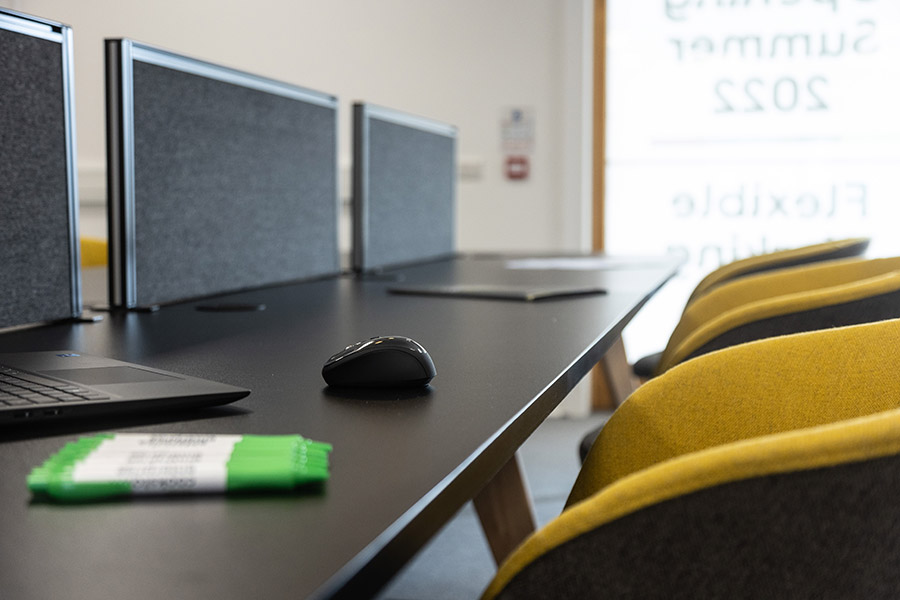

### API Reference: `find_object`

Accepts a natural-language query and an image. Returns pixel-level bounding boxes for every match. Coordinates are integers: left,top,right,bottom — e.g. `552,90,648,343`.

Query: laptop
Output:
0,10,249,424
0,351,249,424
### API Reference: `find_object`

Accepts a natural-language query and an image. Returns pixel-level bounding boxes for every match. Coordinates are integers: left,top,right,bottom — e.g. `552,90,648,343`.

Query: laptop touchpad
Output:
42,366,181,386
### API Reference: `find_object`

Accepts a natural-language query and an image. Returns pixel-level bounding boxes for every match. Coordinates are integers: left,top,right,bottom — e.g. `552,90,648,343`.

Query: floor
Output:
375,412,611,600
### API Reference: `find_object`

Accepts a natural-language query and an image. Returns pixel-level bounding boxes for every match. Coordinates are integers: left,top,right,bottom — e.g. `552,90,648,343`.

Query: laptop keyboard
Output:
0,365,109,407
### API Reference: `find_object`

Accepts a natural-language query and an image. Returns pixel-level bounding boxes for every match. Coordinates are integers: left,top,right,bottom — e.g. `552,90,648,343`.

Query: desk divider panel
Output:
0,9,81,328
106,39,340,309
352,103,457,273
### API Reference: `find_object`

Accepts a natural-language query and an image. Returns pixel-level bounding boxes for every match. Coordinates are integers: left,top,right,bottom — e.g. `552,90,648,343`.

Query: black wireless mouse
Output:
322,336,436,388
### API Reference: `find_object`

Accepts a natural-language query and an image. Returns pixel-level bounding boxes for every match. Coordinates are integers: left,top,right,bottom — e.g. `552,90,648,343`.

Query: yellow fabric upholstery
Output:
486,408,900,599
686,236,869,305
80,237,107,267
572,318,900,502
656,270,900,374
666,256,900,357
484,318,900,599
631,238,870,380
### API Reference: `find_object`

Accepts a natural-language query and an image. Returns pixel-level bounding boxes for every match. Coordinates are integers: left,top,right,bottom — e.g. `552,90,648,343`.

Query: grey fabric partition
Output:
0,9,80,328
352,103,456,273
106,39,340,309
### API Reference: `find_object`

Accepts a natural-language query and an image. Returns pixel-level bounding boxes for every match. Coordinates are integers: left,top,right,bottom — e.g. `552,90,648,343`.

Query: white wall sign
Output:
501,107,535,180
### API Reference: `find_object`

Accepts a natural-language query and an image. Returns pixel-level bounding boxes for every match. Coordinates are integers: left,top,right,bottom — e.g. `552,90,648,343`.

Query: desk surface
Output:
0,254,679,599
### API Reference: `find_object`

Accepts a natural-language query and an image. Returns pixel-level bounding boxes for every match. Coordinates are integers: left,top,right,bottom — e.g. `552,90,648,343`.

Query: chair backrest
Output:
655,270,900,375
80,237,107,267
686,237,870,305
659,256,900,373
484,319,900,599
486,410,900,599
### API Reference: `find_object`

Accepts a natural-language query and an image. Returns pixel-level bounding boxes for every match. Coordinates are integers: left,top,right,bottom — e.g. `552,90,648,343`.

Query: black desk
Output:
0,255,679,599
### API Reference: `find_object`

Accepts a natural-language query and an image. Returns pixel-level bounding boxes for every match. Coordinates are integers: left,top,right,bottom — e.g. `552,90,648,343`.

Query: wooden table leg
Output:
473,451,536,566
592,335,639,410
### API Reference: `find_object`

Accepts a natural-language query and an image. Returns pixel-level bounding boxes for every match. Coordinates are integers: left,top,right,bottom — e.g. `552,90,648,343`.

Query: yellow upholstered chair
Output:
79,237,107,267
584,262,900,461
685,236,869,305
655,270,900,374
485,319,900,599
632,237,870,378
661,255,900,367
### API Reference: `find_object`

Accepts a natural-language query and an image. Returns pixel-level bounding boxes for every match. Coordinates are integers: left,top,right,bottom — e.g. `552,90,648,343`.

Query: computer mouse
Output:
322,335,436,388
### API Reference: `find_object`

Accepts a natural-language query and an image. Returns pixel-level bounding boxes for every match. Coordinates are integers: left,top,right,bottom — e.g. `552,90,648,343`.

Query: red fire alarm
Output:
505,155,529,180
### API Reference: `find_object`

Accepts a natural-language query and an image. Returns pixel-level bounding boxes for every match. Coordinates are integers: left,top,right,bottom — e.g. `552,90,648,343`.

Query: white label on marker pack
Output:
70,434,242,493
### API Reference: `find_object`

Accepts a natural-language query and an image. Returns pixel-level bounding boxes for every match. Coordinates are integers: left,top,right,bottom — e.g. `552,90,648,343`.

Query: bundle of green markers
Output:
28,433,332,502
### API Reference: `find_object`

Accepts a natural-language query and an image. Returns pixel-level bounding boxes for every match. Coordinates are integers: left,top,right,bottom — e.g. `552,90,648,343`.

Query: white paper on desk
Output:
504,256,665,271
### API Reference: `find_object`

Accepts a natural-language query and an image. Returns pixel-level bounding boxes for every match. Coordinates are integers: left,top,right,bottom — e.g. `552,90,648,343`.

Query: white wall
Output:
14,0,594,256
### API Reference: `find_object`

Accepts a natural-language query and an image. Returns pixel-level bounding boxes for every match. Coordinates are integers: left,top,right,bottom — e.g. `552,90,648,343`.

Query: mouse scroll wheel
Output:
335,340,369,358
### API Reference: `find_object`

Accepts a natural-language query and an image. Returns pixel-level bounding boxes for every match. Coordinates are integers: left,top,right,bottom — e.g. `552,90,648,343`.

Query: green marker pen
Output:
28,433,332,502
